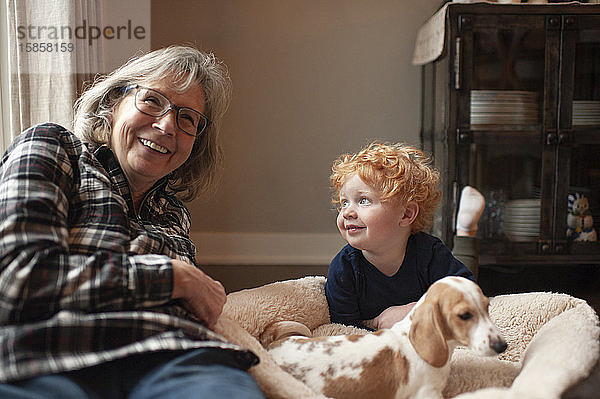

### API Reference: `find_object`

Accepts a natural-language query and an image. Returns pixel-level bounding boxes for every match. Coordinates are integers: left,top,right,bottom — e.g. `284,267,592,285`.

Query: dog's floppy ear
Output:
408,301,449,368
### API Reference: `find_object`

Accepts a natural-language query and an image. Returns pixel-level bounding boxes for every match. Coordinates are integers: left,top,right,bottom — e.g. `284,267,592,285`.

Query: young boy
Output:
325,142,482,330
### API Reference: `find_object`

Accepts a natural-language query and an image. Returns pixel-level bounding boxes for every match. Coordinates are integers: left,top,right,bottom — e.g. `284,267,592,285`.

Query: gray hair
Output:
73,45,232,202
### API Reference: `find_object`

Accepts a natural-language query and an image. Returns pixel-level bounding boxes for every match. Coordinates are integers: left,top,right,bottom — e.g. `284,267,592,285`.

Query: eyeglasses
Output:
124,85,210,137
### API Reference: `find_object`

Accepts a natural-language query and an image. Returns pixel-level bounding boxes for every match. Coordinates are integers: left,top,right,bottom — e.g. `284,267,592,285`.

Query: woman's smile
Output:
138,137,170,154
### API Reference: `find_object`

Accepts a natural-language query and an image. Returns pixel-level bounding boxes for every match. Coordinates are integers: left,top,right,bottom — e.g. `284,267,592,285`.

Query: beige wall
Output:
151,0,444,270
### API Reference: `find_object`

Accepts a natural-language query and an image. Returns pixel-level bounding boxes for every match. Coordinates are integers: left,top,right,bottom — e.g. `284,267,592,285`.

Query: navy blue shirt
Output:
325,232,475,327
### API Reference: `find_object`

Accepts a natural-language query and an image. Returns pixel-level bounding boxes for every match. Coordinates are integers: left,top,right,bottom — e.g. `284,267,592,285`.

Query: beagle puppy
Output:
267,276,507,399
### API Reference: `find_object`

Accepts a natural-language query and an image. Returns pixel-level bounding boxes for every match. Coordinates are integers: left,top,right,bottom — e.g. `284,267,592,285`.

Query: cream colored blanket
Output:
214,276,600,399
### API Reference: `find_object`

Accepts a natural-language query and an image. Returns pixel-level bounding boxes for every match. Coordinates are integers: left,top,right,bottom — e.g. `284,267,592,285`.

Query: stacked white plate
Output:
471,90,539,127
572,101,600,126
504,199,541,242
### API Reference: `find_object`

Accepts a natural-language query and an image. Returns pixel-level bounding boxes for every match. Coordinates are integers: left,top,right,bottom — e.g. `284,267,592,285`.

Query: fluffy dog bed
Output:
213,276,600,399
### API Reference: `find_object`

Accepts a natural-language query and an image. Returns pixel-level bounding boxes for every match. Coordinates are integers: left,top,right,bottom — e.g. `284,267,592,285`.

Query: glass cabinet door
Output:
456,14,548,261
557,16,600,257
455,12,600,262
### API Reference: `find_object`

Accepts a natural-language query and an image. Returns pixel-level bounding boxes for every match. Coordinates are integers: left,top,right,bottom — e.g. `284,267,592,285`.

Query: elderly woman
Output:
0,46,264,398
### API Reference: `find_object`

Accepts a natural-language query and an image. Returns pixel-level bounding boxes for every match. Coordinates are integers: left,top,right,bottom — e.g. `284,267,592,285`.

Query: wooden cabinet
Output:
418,3,600,295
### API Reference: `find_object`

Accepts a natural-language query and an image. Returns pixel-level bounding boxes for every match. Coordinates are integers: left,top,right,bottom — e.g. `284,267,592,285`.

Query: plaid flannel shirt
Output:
0,123,256,383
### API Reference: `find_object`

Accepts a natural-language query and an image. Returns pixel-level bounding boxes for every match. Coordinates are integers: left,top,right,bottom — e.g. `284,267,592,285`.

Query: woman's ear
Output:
400,201,419,226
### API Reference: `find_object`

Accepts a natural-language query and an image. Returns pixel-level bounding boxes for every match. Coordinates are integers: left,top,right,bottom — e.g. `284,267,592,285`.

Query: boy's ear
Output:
400,201,419,226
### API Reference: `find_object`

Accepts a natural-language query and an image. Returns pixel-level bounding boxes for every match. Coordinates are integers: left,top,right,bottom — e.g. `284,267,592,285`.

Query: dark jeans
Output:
0,348,265,399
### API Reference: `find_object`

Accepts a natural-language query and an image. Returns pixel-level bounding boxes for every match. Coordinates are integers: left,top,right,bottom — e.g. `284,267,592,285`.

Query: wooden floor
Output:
478,264,599,310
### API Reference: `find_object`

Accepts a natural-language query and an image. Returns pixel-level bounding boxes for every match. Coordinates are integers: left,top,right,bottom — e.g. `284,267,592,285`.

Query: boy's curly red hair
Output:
330,142,441,233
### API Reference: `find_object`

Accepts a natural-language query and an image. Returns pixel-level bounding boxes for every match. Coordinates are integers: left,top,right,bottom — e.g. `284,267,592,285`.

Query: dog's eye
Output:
458,312,473,320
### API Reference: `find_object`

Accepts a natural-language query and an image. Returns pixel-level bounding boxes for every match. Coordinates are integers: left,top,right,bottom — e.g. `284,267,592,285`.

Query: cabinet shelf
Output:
462,129,541,145
571,128,600,144
481,253,600,267
480,240,600,266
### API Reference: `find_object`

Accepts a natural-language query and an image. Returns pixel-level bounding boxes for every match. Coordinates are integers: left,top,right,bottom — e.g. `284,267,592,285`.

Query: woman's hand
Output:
171,259,226,329
372,302,416,330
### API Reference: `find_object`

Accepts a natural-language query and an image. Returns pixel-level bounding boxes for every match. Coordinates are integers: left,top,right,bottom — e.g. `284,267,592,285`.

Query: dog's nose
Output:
492,339,508,354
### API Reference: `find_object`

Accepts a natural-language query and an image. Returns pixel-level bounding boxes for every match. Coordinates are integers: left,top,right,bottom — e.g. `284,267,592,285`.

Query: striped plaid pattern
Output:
0,124,255,382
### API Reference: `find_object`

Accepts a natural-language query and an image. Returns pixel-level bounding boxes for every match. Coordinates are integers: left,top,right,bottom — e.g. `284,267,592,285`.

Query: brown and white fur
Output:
267,276,507,399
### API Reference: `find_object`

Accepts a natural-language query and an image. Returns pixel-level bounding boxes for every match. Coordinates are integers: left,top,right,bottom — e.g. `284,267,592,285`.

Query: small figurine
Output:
567,193,597,242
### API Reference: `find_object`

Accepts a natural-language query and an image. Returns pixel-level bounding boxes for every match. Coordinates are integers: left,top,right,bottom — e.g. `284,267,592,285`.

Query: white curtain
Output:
2,0,103,153
0,0,11,154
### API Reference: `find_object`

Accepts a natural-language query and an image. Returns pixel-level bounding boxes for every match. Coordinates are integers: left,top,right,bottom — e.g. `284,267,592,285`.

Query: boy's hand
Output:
373,302,417,329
